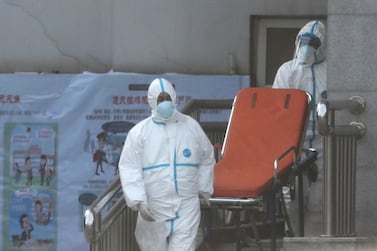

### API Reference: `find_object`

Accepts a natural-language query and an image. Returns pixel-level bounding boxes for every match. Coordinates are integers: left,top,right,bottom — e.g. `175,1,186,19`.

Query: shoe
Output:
96,173,100,176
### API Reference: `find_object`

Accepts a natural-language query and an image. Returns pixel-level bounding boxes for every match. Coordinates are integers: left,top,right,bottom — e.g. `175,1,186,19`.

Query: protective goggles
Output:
298,33,321,49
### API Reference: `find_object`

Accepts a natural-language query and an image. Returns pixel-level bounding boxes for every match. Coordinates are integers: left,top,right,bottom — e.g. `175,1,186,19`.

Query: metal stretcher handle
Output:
273,146,297,181
208,197,260,206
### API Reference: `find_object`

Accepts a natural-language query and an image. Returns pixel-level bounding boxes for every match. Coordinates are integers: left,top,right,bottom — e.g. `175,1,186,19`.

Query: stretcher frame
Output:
200,88,317,251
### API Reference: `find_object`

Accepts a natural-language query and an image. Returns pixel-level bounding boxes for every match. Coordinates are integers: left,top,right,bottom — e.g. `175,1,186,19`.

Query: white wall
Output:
0,0,326,74
0,0,113,73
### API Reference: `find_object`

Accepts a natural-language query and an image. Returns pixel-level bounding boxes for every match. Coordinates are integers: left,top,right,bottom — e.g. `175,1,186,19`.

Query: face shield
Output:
295,30,323,66
298,33,321,49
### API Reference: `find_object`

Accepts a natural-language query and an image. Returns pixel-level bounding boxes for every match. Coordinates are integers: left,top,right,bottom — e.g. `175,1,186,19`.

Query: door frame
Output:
249,15,326,87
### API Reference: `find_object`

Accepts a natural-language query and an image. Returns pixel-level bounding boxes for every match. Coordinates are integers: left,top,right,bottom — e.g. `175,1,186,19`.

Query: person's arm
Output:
196,122,215,196
118,129,147,210
272,62,292,89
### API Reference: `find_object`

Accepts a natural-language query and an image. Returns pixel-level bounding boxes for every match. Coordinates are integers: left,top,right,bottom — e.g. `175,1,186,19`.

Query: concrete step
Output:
282,237,377,251
198,237,377,251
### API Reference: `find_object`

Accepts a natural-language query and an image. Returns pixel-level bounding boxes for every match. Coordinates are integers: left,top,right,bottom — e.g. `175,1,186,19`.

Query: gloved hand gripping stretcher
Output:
201,88,318,251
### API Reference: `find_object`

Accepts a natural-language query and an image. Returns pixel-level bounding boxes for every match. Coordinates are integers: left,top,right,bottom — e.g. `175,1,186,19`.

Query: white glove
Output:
199,192,211,207
137,202,155,222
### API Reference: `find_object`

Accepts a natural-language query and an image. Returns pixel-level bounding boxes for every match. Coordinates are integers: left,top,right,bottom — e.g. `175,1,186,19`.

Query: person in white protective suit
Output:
272,20,326,235
118,77,215,251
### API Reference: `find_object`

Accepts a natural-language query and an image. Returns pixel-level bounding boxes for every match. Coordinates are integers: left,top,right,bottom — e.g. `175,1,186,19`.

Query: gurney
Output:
201,88,317,251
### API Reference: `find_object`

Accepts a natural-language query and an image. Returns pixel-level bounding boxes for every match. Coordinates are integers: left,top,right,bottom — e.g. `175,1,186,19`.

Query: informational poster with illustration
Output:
0,72,249,250
3,123,57,251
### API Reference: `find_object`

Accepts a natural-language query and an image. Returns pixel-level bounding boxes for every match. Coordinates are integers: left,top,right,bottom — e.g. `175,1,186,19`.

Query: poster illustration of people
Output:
3,123,57,250
0,72,249,250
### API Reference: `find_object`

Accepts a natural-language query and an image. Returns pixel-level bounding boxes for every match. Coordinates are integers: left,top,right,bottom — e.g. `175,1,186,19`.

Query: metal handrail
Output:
316,96,366,237
84,177,124,242
317,96,366,137
181,99,233,120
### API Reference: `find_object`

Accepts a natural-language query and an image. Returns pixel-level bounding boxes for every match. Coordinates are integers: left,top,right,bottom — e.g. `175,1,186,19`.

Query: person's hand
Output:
199,192,211,207
137,202,155,222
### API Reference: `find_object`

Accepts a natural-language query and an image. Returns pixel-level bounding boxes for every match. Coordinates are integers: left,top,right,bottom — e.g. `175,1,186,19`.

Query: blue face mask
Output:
297,45,316,65
157,101,174,119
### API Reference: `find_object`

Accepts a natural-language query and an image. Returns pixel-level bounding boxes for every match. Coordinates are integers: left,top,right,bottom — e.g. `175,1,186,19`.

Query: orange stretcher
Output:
204,87,317,251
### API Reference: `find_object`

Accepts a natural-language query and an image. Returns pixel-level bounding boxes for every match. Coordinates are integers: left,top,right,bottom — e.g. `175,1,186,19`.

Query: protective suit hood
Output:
147,78,177,118
294,20,326,64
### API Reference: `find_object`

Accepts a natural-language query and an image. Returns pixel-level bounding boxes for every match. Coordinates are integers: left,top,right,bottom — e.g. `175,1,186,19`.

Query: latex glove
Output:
199,192,211,207
137,202,155,222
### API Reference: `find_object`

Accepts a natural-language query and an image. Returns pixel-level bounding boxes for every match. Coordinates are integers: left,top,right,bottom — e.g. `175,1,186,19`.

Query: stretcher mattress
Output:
213,88,309,198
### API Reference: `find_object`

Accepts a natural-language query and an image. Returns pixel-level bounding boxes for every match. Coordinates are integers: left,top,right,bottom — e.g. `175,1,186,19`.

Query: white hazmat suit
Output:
118,78,215,250
272,20,327,235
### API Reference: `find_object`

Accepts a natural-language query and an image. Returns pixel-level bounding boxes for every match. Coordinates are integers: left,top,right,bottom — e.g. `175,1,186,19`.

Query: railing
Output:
83,99,232,251
84,177,139,251
180,99,233,121
317,96,366,237
181,99,232,152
